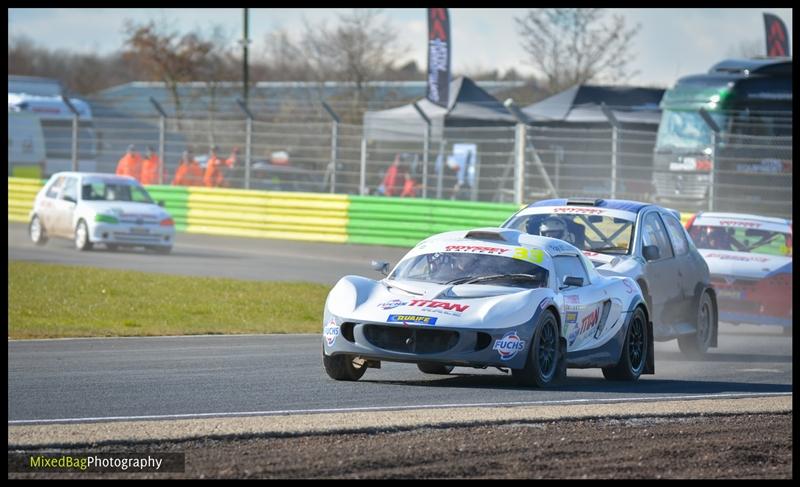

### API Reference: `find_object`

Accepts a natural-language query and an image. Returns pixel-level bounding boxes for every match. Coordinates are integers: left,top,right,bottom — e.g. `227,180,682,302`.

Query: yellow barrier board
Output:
185,225,348,243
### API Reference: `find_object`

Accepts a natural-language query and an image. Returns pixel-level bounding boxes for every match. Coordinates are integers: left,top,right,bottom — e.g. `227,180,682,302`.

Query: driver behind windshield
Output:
529,215,576,245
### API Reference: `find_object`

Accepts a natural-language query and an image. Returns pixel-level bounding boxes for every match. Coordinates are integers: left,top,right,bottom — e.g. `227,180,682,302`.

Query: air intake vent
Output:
566,198,604,206
465,230,507,242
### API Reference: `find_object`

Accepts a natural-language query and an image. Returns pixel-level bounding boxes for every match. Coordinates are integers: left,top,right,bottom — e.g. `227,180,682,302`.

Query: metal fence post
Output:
601,103,620,199
236,99,255,190
321,101,341,194
62,96,79,172
514,123,526,206
436,138,446,199
503,99,531,205
699,108,721,212
412,102,431,199
708,131,717,212
360,136,367,195
149,97,168,184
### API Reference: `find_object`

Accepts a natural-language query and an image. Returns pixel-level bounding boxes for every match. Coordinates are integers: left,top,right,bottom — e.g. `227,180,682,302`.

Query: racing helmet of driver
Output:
539,216,568,240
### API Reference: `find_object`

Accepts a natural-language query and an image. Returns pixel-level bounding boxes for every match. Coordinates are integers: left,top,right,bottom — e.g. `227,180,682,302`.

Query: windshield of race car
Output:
688,225,792,256
505,213,635,255
389,252,549,288
81,182,154,204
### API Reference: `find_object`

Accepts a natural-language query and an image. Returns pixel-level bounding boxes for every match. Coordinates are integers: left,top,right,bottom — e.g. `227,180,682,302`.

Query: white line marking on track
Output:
8,333,319,342
8,392,792,425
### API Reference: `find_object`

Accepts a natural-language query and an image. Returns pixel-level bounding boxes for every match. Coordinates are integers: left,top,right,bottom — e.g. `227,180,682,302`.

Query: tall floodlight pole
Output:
243,8,250,108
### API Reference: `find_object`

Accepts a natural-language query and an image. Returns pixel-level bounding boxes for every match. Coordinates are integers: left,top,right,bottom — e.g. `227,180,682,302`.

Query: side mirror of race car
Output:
643,245,661,262
560,276,584,289
371,260,390,276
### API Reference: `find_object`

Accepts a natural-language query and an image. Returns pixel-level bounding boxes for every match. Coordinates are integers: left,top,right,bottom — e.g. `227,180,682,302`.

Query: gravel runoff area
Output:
8,395,791,479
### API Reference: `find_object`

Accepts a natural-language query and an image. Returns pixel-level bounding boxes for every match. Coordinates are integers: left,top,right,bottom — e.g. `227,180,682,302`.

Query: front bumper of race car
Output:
323,319,537,370
712,275,792,327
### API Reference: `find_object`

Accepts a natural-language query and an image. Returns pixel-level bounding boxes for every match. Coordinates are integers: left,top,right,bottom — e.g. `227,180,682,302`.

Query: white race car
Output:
29,172,175,253
686,212,792,332
322,228,654,387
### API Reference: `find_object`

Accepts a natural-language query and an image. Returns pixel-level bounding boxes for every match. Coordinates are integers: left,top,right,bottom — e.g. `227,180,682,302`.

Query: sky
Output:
8,8,794,88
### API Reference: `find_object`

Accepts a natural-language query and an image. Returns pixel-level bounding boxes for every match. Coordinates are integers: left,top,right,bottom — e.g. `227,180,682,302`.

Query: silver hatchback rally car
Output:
29,172,175,253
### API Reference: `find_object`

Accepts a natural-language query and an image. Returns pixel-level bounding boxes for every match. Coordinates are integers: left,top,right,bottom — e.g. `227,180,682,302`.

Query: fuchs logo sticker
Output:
493,331,526,361
324,320,340,346
378,299,407,310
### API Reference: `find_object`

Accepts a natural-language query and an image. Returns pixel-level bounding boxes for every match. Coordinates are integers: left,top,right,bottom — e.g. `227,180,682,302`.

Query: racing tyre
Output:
323,352,367,381
512,309,560,388
417,362,454,375
602,306,648,381
678,291,715,358
29,215,48,245
74,220,93,251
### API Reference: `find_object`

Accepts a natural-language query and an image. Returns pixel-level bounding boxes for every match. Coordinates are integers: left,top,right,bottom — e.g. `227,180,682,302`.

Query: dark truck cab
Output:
652,58,792,212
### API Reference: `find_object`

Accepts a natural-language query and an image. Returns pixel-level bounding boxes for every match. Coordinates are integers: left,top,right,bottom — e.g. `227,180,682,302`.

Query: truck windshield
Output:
655,109,727,151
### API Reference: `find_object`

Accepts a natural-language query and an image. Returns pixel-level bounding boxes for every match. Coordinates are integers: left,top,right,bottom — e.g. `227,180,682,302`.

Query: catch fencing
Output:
17,108,793,220
8,178,694,247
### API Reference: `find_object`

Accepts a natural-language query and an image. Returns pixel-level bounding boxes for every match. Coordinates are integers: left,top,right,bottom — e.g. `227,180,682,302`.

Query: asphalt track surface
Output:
8,327,792,423
7,222,793,424
8,222,410,285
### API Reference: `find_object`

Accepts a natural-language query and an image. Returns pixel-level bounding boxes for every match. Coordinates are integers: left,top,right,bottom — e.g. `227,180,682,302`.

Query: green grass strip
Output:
8,261,330,339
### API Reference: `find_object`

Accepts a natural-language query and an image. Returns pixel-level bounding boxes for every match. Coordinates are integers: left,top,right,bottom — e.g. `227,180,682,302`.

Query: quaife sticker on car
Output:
324,320,340,346
493,331,526,361
387,315,437,325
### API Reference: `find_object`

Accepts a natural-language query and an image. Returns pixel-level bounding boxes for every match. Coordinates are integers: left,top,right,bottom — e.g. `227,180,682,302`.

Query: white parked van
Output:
8,111,47,178
8,75,99,176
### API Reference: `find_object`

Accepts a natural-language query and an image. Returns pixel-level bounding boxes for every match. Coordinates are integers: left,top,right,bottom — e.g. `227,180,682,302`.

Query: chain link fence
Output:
48,109,792,220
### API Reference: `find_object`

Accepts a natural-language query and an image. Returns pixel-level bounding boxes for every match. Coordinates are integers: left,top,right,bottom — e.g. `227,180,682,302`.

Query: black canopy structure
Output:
363,76,517,141
519,84,667,201
522,84,665,126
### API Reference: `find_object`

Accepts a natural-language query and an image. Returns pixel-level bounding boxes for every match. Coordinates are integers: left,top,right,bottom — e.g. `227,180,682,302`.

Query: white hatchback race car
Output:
322,228,654,387
29,172,176,253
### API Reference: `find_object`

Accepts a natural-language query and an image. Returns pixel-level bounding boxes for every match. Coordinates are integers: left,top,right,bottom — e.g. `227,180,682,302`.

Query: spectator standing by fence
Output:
172,149,203,186
224,147,240,187
116,144,142,182
203,146,227,188
140,146,165,185
400,168,417,197
378,154,403,196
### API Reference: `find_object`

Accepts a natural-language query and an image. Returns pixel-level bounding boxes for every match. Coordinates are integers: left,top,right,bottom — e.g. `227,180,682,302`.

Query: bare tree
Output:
727,38,763,58
299,9,406,120
262,29,310,81
9,35,137,95
515,9,641,95
122,19,226,121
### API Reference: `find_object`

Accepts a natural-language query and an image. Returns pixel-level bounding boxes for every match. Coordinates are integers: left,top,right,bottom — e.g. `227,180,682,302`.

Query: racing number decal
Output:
513,247,544,264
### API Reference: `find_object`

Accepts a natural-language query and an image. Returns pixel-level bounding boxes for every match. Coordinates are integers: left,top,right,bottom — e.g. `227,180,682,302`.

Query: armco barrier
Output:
144,185,189,231
347,196,519,247
7,177,44,223
7,177,692,247
183,187,349,243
